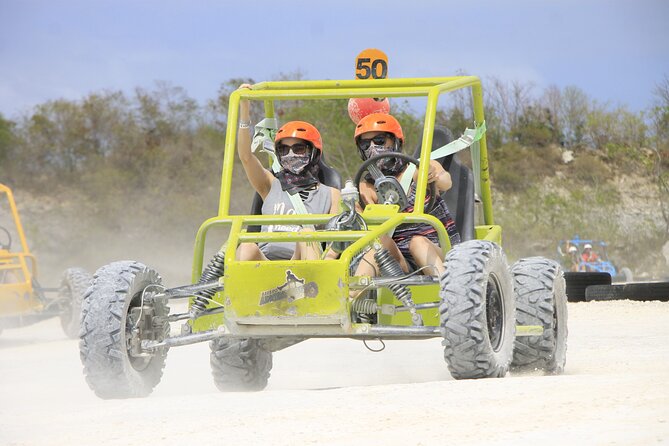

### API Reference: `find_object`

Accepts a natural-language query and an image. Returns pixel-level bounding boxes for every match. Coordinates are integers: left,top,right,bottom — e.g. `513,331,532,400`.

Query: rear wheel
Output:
210,338,273,391
79,261,169,399
439,240,515,379
59,267,92,339
511,258,568,374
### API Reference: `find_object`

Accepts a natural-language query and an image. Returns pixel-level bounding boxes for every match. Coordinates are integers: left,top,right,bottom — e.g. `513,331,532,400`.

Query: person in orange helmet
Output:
236,84,340,261
354,113,460,276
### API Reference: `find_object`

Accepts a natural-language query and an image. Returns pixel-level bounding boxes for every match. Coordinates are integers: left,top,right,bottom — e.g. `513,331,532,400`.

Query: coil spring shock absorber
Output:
351,297,378,315
189,251,225,317
351,296,377,323
373,245,423,326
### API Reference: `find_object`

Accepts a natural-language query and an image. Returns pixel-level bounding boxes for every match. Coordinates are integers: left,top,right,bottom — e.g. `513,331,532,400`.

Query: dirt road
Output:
1,301,668,445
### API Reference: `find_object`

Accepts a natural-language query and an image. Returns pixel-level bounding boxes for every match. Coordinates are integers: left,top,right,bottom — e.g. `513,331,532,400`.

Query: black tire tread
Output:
511,257,568,374
585,282,669,302
564,272,611,302
79,261,168,399
439,240,515,379
59,267,92,339
210,338,272,391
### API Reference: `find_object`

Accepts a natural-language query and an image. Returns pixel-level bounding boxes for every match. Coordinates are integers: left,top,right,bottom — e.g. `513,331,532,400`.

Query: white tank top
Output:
258,178,332,260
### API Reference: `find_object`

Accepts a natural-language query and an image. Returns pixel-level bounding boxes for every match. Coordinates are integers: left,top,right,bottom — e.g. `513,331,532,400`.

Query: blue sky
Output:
1,0,668,118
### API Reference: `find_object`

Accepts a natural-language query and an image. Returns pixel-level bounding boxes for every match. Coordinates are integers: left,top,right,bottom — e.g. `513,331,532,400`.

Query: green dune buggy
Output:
79,76,568,399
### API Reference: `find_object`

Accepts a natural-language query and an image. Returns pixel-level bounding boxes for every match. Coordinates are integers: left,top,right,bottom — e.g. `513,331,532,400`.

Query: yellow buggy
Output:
79,76,568,399
0,183,91,338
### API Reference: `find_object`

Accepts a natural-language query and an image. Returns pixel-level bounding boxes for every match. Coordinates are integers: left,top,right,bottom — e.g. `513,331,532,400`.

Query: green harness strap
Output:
399,121,487,194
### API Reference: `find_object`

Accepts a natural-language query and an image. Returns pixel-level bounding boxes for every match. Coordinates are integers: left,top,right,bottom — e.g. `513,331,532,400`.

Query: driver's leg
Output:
382,235,410,273
408,236,445,276
353,234,409,277
351,235,409,299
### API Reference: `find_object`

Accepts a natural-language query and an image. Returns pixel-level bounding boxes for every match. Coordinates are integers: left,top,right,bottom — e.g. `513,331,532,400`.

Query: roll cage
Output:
191,76,498,282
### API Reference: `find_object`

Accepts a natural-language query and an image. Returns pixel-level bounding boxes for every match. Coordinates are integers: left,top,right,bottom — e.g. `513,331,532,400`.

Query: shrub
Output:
492,143,562,192
571,152,610,185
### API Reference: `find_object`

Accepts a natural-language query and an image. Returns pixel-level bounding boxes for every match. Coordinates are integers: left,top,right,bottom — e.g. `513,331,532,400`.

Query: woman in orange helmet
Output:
236,84,340,261
354,113,460,276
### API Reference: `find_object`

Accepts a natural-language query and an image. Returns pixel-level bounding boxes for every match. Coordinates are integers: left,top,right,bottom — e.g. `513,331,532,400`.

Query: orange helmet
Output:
347,97,390,124
275,121,322,151
354,113,403,144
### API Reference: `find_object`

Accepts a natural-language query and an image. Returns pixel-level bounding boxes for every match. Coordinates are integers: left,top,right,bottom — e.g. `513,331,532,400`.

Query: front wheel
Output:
511,258,568,374
79,261,169,399
59,267,92,339
210,338,273,391
439,240,515,379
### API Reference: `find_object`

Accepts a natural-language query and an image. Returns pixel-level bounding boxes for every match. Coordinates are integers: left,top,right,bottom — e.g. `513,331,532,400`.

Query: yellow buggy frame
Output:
79,76,569,399
0,184,91,338
191,77,497,334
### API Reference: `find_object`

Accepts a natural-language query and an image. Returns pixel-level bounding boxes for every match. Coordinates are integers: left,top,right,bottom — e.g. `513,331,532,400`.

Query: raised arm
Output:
237,84,274,199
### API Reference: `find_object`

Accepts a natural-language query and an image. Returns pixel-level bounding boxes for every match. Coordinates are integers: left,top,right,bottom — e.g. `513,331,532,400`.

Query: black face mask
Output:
359,138,407,179
368,146,405,174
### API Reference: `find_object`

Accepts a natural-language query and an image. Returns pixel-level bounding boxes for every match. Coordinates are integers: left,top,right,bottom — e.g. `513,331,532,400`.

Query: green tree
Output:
561,86,589,148
649,75,669,234
541,85,565,145
0,114,16,179
511,105,559,147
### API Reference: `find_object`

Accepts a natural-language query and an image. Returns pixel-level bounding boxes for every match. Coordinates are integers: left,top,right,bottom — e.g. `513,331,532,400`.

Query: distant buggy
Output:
558,236,633,283
0,184,91,338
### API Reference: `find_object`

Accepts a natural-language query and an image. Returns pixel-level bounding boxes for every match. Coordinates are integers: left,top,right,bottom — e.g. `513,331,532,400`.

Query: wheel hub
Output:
486,276,504,351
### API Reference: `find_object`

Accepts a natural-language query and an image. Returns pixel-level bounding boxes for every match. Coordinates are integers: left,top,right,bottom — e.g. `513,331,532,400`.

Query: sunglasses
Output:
357,133,393,152
276,142,312,157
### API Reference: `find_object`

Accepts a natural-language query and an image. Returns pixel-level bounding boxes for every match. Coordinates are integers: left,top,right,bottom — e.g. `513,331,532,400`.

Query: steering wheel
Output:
353,152,437,213
0,226,11,251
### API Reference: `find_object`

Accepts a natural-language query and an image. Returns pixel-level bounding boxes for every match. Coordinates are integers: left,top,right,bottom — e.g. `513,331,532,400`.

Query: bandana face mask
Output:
280,152,311,174
367,143,405,175
277,142,314,174
276,147,321,194
358,133,404,175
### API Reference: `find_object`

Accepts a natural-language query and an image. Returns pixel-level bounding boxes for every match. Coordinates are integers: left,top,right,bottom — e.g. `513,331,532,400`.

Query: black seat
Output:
248,157,342,232
413,127,476,242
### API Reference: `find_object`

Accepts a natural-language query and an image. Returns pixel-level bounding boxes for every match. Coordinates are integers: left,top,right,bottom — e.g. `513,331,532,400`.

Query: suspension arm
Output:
154,280,223,300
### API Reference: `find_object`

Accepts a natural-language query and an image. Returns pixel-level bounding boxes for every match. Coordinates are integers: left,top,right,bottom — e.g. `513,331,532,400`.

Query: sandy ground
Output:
1,300,668,446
